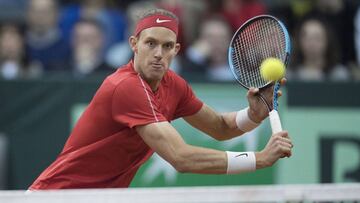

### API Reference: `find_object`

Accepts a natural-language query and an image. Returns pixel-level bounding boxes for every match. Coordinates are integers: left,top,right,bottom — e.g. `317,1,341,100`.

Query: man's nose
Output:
154,46,163,59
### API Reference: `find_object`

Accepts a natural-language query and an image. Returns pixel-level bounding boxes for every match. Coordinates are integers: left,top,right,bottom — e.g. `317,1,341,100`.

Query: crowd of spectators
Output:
0,0,359,82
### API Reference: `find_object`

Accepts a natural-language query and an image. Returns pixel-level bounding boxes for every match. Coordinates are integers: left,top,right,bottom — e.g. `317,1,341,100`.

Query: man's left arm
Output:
184,80,285,141
183,104,244,141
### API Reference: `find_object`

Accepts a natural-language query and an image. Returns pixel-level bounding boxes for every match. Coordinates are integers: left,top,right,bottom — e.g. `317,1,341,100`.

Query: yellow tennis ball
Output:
260,57,285,81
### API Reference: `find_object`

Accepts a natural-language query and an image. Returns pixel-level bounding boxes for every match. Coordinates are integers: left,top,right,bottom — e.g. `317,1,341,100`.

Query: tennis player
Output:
29,9,292,190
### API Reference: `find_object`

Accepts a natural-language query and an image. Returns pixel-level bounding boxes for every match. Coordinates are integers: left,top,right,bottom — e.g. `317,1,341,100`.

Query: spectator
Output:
69,19,113,78
105,1,156,69
220,0,267,32
181,16,233,81
308,0,357,65
25,0,70,71
0,24,41,80
267,0,314,35
353,4,360,70
355,6,360,65
60,0,127,53
0,0,27,22
289,16,350,81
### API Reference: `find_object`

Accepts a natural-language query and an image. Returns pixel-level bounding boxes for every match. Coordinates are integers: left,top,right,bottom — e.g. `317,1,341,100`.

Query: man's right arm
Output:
136,121,293,174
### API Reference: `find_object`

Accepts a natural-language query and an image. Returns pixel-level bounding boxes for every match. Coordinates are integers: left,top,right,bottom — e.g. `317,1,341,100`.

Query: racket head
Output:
228,15,291,90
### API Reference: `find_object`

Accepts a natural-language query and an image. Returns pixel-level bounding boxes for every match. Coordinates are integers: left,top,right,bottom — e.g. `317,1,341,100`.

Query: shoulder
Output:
165,69,188,87
93,63,140,98
106,62,139,84
109,68,152,99
165,70,197,98
108,71,142,91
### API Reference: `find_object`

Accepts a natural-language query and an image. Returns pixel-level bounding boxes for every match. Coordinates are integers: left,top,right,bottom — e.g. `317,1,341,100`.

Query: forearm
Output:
184,105,242,140
174,145,227,174
216,108,261,140
174,145,260,174
138,122,229,173
185,104,261,141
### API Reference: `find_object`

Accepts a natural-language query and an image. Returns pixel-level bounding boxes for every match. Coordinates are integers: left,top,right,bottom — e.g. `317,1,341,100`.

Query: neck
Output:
133,60,160,92
146,80,161,92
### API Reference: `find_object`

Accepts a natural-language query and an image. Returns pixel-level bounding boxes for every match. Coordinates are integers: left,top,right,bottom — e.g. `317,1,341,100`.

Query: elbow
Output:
174,164,188,173
169,151,193,173
172,158,190,173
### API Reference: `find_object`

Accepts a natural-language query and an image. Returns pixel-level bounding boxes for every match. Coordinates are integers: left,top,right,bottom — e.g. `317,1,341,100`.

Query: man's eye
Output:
147,41,155,47
164,43,173,49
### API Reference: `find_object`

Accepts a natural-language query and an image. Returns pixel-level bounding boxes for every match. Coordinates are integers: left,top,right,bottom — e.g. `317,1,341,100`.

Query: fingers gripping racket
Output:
228,15,291,134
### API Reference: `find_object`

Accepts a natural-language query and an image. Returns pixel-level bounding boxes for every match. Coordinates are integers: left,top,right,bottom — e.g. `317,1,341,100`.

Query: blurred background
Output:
0,0,359,190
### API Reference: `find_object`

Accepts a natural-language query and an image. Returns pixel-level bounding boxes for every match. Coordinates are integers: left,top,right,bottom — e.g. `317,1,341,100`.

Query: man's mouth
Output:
150,62,164,69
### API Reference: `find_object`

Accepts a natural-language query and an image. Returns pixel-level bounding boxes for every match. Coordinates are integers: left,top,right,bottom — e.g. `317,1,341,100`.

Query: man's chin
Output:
151,73,166,80
143,71,166,82
151,69,167,78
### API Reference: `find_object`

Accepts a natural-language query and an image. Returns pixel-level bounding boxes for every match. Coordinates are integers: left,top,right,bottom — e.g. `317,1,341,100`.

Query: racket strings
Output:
231,18,286,88
236,23,260,87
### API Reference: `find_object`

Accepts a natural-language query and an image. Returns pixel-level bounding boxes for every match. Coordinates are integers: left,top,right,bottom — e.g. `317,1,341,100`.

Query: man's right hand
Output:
255,131,293,169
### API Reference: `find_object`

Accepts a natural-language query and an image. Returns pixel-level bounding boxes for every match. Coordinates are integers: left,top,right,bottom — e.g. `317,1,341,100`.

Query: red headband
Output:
134,14,178,36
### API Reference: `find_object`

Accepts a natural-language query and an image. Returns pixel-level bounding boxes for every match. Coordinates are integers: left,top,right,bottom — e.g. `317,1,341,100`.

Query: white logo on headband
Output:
156,18,171,23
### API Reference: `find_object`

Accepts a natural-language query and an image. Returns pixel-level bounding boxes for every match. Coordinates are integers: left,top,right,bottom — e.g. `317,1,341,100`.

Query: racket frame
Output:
228,15,291,134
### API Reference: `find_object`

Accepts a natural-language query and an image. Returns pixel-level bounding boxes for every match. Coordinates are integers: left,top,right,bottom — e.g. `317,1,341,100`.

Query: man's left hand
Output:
246,78,286,123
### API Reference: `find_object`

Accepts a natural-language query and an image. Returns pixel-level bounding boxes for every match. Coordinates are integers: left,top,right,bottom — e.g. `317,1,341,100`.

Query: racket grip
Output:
269,110,282,134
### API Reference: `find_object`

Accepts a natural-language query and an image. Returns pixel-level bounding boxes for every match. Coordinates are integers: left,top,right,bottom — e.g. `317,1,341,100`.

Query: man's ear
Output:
174,43,181,55
129,36,138,53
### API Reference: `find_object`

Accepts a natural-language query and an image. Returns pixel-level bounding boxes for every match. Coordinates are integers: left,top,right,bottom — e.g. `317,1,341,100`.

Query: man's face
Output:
130,27,180,82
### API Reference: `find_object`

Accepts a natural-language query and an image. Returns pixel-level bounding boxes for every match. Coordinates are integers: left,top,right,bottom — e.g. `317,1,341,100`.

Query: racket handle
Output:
269,110,282,134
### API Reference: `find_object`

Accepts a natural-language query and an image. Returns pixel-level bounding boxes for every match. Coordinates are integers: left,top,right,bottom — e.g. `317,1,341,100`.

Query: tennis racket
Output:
228,15,291,134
